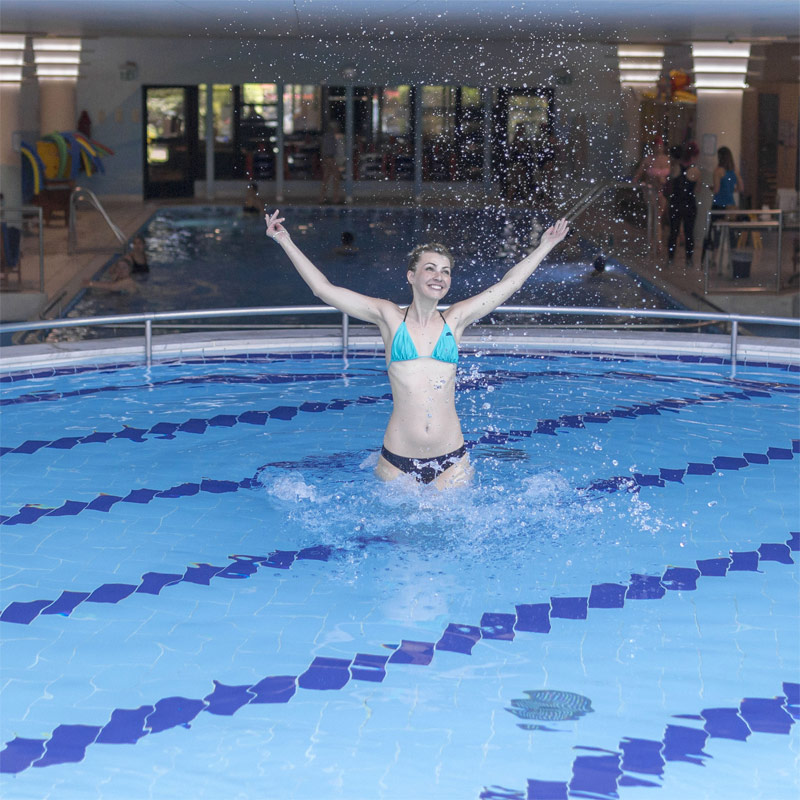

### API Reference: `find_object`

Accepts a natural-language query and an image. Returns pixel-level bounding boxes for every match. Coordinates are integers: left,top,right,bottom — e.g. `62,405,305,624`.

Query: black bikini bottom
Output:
380,444,467,484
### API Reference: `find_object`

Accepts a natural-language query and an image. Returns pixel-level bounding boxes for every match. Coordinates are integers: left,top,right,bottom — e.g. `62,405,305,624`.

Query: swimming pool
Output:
0,344,797,799
56,205,684,339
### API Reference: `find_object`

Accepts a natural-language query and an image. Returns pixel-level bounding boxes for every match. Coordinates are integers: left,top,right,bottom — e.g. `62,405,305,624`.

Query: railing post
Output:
145,319,152,367
730,319,738,379
342,313,349,358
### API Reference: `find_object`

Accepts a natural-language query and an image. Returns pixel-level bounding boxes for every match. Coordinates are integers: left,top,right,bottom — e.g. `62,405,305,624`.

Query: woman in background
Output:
634,137,671,256
667,142,700,267
705,146,744,261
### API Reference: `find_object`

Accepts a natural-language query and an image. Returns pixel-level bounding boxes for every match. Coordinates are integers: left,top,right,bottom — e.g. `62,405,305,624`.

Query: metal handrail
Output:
2,304,798,378
68,187,128,255
702,208,784,295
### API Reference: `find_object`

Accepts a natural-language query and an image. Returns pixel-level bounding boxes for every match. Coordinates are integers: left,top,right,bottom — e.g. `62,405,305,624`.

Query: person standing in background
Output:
667,142,700,267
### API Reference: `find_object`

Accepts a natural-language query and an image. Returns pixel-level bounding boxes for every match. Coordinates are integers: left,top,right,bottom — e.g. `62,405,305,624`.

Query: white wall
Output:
75,35,629,196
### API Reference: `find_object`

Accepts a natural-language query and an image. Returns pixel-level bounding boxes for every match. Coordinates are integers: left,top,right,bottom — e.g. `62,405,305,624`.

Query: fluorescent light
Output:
0,53,24,66
0,67,23,82
34,53,82,64
617,46,664,57
33,38,81,52
693,58,749,73
694,76,748,89
0,35,26,50
618,59,663,70
619,71,661,83
692,43,750,58
36,65,80,78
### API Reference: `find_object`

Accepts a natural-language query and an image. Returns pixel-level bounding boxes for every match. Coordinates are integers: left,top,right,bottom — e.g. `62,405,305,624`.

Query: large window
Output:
240,83,279,179
283,84,322,179
421,86,485,181
199,84,235,179
345,86,412,181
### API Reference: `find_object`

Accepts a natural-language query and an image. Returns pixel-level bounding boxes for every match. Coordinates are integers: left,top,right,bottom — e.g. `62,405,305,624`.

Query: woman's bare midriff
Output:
375,359,472,487
383,359,462,454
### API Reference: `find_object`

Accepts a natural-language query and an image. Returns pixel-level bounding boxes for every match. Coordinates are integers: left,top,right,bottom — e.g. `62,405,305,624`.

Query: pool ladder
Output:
68,187,128,256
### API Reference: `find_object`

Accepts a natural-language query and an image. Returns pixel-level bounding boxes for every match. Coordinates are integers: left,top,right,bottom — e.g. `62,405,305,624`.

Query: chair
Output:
0,222,22,285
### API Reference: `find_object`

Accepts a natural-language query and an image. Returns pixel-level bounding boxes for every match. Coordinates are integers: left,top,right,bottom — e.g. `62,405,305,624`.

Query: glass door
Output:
143,86,198,198
494,87,553,182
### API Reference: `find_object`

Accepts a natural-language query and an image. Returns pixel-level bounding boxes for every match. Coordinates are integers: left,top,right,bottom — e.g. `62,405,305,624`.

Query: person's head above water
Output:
407,242,454,273
406,243,454,301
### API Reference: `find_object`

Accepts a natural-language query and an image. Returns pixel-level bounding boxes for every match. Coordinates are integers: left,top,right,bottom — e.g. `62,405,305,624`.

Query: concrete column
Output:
481,86,493,196
413,85,423,203
0,83,22,207
275,82,284,202
344,83,354,203
38,79,77,134
694,88,744,240
204,84,215,201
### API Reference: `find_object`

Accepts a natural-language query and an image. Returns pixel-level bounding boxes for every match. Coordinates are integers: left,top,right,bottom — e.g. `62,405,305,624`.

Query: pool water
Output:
62,206,682,335
0,349,798,799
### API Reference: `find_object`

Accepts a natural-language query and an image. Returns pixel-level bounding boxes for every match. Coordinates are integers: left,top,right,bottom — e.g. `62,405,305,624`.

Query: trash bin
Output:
731,249,752,279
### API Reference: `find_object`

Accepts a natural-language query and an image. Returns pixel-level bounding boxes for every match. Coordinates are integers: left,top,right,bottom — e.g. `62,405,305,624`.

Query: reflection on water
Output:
52,206,680,342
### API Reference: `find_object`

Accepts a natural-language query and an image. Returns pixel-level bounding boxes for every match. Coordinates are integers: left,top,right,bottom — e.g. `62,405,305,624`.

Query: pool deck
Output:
1,194,797,327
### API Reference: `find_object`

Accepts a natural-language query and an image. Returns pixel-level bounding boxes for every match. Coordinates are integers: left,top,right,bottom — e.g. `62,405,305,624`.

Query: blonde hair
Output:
407,242,454,272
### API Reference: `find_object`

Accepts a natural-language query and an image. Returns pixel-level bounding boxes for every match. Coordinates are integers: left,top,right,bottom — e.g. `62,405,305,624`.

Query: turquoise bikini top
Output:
390,308,458,365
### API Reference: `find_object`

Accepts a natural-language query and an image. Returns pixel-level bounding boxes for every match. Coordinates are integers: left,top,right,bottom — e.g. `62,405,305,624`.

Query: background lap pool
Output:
0,349,798,799
58,205,684,337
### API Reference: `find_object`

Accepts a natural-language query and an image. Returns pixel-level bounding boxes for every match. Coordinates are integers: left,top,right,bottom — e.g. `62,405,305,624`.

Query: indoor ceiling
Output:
0,0,798,44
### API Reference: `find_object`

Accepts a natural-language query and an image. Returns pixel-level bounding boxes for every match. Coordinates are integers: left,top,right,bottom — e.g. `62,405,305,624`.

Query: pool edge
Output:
1,327,798,376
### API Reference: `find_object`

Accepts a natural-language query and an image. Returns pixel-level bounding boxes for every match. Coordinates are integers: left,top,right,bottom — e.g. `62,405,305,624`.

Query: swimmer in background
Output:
266,209,570,489
82,258,140,294
121,234,149,274
333,231,359,256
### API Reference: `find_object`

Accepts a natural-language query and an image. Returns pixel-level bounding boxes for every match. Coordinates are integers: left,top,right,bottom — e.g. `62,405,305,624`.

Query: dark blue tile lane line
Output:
1,364,794,462
1,532,795,774
0,547,336,626
3,360,796,457
0,372,355,408
1,436,797,528
582,438,800,493
0,389,393,458
4,361,797,409
480,683,799,800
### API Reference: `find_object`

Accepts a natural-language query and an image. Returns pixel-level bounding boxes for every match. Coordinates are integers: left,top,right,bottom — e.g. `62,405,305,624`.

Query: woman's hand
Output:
540,218,570,249
265,210,290,241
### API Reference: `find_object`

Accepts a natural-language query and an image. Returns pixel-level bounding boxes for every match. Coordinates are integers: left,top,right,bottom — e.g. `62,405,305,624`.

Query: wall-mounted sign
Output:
119,61,138,81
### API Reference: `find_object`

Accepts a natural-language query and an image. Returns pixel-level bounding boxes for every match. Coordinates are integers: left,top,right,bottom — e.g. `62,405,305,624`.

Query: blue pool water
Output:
0,348,798,799
61,205,683,335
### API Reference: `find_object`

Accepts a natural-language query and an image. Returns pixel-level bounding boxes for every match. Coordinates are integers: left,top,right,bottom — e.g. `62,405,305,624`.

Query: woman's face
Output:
408,252,452,300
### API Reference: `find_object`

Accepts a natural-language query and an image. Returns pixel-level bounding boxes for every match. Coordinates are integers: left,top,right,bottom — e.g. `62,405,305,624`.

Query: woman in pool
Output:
265,210,570,489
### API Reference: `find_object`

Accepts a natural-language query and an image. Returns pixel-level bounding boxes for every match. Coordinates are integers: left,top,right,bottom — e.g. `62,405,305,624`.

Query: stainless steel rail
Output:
2,305,798,378
68,187,128,255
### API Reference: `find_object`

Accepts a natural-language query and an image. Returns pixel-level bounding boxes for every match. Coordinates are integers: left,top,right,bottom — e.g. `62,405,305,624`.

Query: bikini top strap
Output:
403,306,410,322
438,310,446,324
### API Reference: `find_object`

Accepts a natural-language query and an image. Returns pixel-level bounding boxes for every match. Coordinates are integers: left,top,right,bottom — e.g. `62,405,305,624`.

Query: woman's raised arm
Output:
448,217,570,334
266,210,390,325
